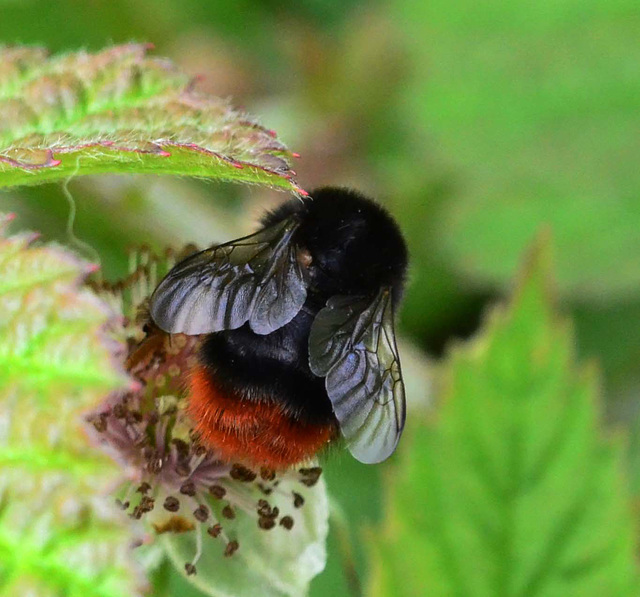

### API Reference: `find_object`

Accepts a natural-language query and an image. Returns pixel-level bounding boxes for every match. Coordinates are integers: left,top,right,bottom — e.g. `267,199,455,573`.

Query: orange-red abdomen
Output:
188,366,336,470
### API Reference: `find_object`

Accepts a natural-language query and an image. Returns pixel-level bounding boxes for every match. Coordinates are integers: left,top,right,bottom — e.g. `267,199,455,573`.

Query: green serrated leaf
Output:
369,236,639,596
0,214,144,597
162,475,328,597
0,45,304,194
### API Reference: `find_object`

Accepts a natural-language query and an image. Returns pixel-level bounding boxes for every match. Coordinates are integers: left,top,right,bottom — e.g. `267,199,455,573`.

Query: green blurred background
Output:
2,1,639,594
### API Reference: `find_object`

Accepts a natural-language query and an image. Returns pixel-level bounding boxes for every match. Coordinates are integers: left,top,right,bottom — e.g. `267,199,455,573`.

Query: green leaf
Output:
162,474,329,597
396,0,640,301
369,236,639,596
0,45,303,194
0,214,144,597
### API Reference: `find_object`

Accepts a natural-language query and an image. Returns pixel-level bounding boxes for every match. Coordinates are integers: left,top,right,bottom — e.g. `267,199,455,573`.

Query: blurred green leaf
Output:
162,474,329,597
0,45,303,193
0,214,143,596
397,0,640,302
574,301,640,397
369,235,639,596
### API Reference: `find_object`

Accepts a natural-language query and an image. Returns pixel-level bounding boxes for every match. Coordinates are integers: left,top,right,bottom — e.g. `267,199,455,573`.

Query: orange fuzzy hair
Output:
188,366,336,470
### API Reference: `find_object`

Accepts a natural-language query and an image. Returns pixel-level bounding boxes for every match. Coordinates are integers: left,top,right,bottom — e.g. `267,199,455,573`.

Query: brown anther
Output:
172,438,190,458
230,464,257,482
128,410,143,424
139,496,155,512
194,444,207,457
136,482,151,494
193,505,209,522
222,505,236,520
224,540,239,557
299,466,322,487
179,481,196,497
299,466,322,477
163,496,180,512
174,462,191,477
258,517,276,530
153,516,195,534
130,506,144,520
293,492,304,508
115,499,130,511
257,499,271,517
260,467,276,481
280,516,294,530
113,403,126,418
209,485,226,499
258,483,273,495
185,563,197,576
207,524,222,538
92,415,107,433
177,244,198,260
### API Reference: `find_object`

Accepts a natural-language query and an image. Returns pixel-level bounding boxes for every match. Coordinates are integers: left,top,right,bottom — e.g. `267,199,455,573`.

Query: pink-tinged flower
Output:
87,249,327,580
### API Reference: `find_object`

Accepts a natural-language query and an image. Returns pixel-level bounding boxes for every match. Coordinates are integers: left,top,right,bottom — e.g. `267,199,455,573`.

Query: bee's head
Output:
289,188,409,303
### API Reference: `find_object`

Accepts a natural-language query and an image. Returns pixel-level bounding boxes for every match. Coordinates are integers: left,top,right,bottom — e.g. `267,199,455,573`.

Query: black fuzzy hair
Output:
262,187,408,305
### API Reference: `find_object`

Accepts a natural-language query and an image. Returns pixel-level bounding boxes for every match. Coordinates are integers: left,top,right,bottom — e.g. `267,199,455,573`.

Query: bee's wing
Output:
309,289,406,464
149,217,307,336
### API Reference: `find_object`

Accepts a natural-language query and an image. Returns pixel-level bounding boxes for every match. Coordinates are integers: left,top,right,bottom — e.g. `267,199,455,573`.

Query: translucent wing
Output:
309,288,406,464
149,217,307,336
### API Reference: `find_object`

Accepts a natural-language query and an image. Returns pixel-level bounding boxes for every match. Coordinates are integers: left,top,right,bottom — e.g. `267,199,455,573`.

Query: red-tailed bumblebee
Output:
149,187,408,469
